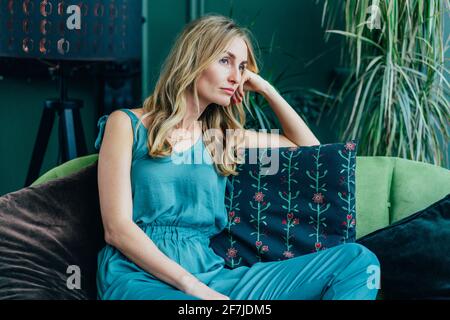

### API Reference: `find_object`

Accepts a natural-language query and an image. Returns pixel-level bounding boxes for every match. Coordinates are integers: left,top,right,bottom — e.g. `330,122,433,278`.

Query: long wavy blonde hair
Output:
135,14,260,177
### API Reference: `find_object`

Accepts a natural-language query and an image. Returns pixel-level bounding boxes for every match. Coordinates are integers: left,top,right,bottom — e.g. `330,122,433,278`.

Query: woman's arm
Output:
233,70,321,148
259,82,321,147
98,111,228,299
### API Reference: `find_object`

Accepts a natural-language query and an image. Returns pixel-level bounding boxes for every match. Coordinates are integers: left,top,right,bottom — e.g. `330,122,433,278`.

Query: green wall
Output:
142,0,343,150
1,0,342,196
1,0,447,196
0,76,100,196
143,0,342,97
15,1,446,195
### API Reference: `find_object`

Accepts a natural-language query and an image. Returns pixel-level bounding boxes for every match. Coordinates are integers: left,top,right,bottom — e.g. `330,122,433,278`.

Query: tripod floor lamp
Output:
0,0,142,187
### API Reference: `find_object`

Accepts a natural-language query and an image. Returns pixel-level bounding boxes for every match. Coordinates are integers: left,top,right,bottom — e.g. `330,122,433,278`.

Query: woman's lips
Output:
221,88,234,95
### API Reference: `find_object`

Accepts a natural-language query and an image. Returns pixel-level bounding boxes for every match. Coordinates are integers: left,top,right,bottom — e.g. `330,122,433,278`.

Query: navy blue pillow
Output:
210,140,358,268
356,194,450,299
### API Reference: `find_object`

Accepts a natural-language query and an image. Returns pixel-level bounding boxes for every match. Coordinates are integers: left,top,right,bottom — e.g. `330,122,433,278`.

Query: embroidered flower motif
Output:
293,218,299,225
229,211,235,218
261,245,269,252
255,241,262,247
345,141,356,151
282,219,287,225
351,219,356,226
287,213,294,219
342,221,347,226
312,193,324,204
347,214,353,220
234,217,240,223
283,251,295,258
253,192,265,202
315,242,322,249
227,247,237,258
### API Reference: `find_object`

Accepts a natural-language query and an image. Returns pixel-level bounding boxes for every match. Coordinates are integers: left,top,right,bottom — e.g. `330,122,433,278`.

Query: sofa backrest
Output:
32,154,450,240
355,156,450,238
388,157,450,223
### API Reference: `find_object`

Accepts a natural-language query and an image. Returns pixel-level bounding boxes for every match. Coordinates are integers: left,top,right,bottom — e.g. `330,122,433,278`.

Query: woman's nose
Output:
228,66,241,84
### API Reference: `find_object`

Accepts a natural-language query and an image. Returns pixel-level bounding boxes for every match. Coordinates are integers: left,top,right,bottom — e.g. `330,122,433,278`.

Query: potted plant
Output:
316,0,449,167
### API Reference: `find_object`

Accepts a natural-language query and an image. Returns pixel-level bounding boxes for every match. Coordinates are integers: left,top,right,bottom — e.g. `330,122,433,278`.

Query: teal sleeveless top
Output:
95,109,229,288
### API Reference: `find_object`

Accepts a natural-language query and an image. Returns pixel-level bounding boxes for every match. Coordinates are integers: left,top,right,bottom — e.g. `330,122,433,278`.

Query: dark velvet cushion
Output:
356,194,450,300
210,141,358,268
0,162,104,300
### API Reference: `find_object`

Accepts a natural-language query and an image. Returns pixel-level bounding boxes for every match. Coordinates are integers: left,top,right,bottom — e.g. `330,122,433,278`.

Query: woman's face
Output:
197,37,248,108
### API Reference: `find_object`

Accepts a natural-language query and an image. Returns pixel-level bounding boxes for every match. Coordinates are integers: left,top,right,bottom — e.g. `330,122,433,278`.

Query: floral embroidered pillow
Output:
210,141,358,268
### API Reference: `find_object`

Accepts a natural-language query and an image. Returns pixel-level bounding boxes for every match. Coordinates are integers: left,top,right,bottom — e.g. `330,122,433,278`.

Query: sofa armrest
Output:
355,156,394,239
31,154,99,187
389,157,450,223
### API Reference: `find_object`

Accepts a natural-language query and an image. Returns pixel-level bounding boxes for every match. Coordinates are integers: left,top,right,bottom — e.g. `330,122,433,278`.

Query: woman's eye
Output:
221,58,245,71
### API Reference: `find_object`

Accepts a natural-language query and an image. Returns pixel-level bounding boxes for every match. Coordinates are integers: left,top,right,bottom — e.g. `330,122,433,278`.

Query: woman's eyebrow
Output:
224,51,248,64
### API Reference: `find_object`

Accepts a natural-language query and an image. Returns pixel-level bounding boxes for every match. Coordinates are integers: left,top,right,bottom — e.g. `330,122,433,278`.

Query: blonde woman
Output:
95,14,380,300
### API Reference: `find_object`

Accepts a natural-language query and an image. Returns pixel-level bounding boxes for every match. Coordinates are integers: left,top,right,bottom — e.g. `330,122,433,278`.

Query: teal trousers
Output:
98,243,380,300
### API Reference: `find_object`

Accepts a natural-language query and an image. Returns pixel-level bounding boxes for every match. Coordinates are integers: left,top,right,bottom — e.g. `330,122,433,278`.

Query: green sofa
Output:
32,154,450,240
29,154,450,299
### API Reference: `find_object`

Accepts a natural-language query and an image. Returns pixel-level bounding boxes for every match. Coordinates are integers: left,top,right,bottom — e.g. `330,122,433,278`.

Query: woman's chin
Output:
217,99,232,107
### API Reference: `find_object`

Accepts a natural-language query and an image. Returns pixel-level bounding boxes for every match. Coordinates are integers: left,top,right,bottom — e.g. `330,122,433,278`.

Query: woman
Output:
95,14,380,300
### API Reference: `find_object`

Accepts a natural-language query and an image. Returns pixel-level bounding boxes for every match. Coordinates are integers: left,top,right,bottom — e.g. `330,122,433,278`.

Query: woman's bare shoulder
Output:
129,107,144,118
129,108,150,128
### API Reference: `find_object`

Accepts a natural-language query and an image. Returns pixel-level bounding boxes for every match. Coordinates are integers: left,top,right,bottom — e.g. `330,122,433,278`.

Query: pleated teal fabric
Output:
95,108,380,300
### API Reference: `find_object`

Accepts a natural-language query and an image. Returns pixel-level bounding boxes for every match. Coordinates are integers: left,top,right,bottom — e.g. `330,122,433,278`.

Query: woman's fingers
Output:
233,91,242,104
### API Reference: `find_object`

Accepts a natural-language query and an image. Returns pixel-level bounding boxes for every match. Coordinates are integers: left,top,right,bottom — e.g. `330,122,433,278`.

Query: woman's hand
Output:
188,281,230,300
182,275,230,300
231,69,269,105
